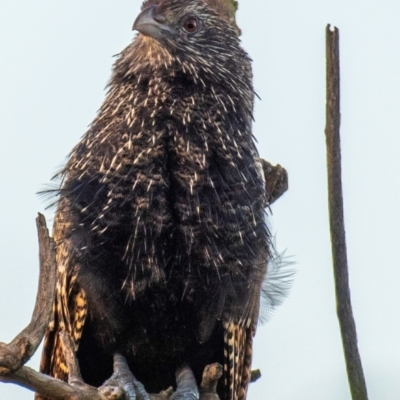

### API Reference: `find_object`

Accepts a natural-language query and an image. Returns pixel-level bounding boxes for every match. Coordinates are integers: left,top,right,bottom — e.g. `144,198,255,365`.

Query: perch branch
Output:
325,25,368,400
0,214,57,375
250,369,261,383
199,363,223,400
261,160,288,206
59,332,86,387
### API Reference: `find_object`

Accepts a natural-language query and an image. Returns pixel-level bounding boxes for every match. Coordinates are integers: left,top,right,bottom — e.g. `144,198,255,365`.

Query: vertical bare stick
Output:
325,25,368,400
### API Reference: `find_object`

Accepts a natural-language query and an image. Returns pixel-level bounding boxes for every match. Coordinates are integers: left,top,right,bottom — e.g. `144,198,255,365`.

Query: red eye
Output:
184,17,198,33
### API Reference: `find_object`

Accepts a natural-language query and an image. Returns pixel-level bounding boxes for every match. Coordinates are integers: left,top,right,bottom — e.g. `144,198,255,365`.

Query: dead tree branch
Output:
325,25,368,400
0,214,56,375
199,364,223,400
261,160,288,206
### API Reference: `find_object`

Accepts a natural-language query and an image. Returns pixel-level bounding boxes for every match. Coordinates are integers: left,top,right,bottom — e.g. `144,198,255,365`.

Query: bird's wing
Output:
220,157,268,400
35,199,87,400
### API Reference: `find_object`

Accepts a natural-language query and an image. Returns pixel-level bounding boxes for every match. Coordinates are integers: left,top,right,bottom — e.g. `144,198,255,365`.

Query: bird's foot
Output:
170,365,199,400
104,353,150,400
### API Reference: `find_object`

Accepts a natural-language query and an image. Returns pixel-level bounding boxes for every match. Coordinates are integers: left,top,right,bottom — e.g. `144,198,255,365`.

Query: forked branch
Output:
0,214,57,375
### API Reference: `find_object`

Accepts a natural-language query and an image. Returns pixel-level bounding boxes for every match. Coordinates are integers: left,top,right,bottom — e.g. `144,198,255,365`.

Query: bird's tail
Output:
223,320,254,400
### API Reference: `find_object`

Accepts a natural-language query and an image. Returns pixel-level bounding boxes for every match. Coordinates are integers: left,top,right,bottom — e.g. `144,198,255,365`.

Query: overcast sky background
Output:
1,0,399,399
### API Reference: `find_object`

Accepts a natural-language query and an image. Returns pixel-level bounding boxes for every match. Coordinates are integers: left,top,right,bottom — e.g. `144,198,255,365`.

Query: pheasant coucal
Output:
37,1,270,399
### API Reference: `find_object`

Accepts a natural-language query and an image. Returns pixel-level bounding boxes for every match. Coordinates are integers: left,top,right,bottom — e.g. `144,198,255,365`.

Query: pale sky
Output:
1,1,399,399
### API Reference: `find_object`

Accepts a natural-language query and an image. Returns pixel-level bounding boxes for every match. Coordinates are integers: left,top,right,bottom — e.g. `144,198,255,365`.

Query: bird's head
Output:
133,0,212,41
130,0,251,87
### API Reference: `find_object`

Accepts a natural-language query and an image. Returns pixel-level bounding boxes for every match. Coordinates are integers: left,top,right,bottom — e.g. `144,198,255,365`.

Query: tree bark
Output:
325,25,368,400
0,214,57,376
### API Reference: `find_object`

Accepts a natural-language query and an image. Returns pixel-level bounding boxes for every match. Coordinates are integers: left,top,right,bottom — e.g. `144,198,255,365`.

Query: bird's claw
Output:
107,353,150,400
170,365,199,400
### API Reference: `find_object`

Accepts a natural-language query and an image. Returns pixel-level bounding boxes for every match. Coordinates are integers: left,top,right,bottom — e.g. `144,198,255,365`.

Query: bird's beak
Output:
132,5,174,40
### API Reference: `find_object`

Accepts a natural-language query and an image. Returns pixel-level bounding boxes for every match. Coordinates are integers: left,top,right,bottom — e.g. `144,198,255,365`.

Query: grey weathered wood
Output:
0,214,57,375
325,25,368,400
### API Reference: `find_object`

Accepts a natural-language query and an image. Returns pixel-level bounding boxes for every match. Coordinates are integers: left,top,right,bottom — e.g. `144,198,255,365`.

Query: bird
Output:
36,0,270,399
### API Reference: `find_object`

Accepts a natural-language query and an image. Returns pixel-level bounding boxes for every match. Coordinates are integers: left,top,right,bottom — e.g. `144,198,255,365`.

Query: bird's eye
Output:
183,17,198,33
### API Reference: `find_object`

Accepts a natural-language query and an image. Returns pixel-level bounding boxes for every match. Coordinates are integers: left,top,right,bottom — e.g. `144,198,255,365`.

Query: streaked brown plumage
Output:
37,1,270,399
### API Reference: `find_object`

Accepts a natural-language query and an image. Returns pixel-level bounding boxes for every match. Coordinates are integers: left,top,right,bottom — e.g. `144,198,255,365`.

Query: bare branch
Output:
325,25,368,400
250,369,261,383
261,160,288,206
0,214,57,374
1,365,105,400
199,363,222,400
59,331,85,387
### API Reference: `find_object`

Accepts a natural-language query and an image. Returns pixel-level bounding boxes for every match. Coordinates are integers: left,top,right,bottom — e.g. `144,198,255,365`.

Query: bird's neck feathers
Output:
114,35,175,79
110,33,253,110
